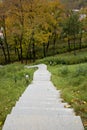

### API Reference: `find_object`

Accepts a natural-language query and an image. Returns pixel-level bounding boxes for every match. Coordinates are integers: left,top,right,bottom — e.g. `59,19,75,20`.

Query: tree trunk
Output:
68,38,71,51
19,0,24,63
0,41,7,63
3,16,10,63
52,31,57,55
25,54,28,64
17,48,21,61
79,37,82,49
46,41,49,55
46,36,51,55
25,42,30,64
43,43,46,57
79,33,82,50
20,34,23,63
53,37,56,55
1,45,7,63
32,42,35,62
73,36,76,55
14,38,21,61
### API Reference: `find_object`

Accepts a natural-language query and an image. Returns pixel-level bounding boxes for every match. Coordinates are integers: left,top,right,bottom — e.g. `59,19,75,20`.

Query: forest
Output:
0,0,87,64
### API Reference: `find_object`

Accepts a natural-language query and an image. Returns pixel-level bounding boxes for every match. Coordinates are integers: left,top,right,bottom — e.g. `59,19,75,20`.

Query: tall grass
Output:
35,49,87,65
48,63,87,129
0,63,36,130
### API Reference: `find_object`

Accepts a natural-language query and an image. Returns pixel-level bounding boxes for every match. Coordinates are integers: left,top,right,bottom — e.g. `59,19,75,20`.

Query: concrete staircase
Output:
2,64,84,130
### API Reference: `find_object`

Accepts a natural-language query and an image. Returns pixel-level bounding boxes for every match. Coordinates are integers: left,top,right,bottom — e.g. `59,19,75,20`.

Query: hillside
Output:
60,0,87,9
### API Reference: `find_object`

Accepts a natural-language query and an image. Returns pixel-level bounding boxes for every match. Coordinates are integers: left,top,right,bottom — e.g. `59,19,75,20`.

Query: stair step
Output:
15,101,68,108
11,107,75,116
2,64,84,130
2,115,84,130
19,96,63,103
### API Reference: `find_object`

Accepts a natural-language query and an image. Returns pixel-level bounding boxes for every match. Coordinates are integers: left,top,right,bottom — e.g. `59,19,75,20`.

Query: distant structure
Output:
79,14,86,20
0,30,4,39
73,9,79,12
0,27,4,39
73,9,86,20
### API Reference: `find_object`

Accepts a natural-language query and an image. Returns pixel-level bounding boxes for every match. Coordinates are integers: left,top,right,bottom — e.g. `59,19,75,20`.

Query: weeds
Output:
48,63,87,129
0,63,36,130
58,66,69,76
36,50,87,65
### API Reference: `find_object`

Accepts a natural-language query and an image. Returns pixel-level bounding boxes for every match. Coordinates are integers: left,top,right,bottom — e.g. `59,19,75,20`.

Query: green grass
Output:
35,48,87,65
48,63,87,129
35,49,87,129
0,49,87,130
0,63,36,130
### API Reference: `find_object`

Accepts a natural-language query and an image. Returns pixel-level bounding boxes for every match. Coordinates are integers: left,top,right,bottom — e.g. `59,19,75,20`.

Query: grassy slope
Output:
0,49,87,130
36,49,87,129
35,48,87,65
0,63,36,130
48,63,87,129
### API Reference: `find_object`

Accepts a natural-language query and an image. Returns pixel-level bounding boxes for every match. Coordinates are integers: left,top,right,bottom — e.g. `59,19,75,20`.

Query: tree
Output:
6,0,26,63
0,0,66,63
0,1,11,63
47,0,65,55
80,7,87,48
63,12,82,55
0,30,7,63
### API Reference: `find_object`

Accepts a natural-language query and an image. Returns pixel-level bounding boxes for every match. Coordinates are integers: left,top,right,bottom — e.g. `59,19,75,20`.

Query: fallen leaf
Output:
64,104,71,108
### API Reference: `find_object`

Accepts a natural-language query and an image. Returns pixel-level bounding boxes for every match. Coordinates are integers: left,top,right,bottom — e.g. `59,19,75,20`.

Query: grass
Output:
0,63,36,130
0,49,87,130
36,49,87,129
35,48,87,65
48,63,87,129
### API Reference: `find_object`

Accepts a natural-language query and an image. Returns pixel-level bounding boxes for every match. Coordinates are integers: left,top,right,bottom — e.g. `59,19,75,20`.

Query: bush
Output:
59,66,69,76
73,66,87,77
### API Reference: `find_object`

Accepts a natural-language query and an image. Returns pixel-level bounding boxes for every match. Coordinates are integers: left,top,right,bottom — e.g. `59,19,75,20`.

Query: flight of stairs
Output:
2,64,84,130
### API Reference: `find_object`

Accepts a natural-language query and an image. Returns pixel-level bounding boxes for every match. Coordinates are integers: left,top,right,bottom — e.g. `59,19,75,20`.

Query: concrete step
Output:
22,87,59,95
18,98,63,105
15,101,68,108
11,107,75,116
33,77,50,81
19,96,63,103
21,86,60,96
2,64,84,130
2,115,84,130
32,81,56,87
21,90,60,96
21,94,60,99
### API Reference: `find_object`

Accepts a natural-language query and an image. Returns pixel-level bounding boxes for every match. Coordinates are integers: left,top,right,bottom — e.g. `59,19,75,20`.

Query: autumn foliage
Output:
0,0,86,64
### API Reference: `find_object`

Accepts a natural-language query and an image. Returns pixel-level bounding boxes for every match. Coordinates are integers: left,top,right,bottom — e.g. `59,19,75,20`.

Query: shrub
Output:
74,66,87,77
59,66,69,76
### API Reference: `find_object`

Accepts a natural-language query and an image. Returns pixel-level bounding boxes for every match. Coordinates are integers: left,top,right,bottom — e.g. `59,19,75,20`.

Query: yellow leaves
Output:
71,98,87,106
34,31,51,44
0,121,2,126
0,0,65,48
6,17,13,27
71,99,74,103
64,37,68,42
82,101,86,104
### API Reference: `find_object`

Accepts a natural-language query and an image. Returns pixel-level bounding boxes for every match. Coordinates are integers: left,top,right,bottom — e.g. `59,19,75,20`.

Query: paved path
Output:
2,64,84,130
